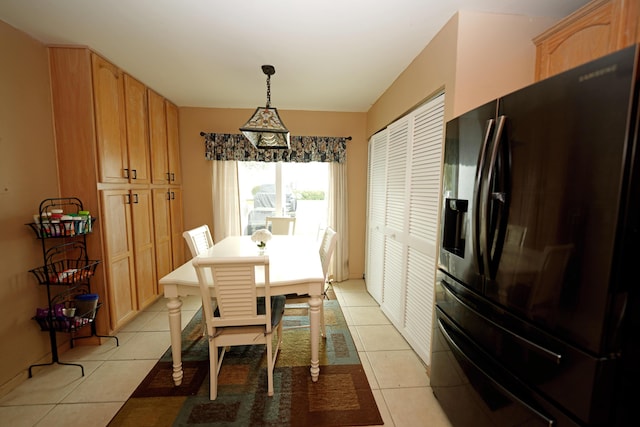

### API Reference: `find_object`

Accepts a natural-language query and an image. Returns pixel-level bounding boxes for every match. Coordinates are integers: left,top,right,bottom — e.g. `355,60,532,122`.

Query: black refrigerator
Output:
431,45,640,426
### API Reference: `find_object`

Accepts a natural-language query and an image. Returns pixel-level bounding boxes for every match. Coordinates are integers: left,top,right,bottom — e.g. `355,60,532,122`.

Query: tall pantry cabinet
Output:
48,47,185,333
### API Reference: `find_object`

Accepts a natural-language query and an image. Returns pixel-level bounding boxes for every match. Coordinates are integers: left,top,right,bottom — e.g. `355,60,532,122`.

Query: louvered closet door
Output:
365,92,445,366
382,117,410,326
404,93,444,364
365,129,388,303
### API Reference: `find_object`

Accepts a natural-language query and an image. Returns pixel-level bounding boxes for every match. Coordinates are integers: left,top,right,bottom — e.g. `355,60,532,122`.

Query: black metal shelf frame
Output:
27,197,118,378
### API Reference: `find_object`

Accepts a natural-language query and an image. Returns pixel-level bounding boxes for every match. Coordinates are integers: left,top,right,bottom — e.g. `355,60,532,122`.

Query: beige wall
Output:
178,108,368,279
453,11,556,117
0,20,60,392
367,11,557,138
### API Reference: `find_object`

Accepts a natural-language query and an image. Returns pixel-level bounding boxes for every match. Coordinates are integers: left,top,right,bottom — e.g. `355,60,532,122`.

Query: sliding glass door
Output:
238,161,329,237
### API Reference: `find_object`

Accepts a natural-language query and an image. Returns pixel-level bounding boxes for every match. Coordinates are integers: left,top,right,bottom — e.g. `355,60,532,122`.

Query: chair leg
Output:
209,341,218,400
266,338,274,397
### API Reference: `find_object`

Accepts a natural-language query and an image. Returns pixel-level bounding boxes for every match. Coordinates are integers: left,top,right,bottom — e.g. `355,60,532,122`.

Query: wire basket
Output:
29,259,100,285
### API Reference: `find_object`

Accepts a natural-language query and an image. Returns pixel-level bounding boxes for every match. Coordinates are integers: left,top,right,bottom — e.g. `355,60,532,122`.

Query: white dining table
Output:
159,235,325,386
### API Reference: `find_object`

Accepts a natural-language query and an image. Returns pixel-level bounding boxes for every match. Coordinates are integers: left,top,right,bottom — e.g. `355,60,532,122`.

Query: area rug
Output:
108,296,383,427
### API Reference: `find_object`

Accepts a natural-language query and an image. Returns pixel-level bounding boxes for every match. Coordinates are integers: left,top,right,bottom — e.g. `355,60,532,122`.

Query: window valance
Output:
202,133,348,163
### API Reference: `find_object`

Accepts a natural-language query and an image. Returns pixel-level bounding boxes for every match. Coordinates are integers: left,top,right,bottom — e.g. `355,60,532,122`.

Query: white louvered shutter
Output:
403,93,444,365
365,129,388,303
365,92,445,366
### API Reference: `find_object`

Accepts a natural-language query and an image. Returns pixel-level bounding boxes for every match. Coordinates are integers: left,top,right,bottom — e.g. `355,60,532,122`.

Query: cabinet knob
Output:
123,168,129,179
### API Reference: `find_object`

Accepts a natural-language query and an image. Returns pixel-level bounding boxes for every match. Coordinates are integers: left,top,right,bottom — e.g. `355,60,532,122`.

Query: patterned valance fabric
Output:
202,133,347,163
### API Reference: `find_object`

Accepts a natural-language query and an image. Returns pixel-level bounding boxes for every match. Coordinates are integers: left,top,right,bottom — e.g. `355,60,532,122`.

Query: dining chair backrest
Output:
319,227,337,280
183,225,214,257
193,255,272,331
266,216,296,235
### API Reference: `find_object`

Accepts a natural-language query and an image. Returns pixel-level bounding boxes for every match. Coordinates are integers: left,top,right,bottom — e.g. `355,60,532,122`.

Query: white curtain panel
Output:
212,160,241,242
328,160,349,282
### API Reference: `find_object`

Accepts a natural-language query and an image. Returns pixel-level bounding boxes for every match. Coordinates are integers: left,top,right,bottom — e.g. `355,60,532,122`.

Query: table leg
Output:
308,294,322,382
166,296,183,386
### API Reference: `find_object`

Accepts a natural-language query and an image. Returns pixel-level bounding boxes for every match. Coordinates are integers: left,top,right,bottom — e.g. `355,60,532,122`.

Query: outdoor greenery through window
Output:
238,161,329,237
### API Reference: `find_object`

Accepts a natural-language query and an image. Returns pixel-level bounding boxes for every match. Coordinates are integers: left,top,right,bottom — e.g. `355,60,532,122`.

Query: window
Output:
238,161,329,237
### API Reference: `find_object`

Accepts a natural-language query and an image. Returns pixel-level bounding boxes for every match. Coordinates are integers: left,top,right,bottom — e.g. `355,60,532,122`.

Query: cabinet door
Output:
165,100,182,185
152,189,173,287
101,189,137,329
169,188,185,267
131,189,158,309
123,75,151,184
148,90,169,184
92,54,128,183
534,0,640,80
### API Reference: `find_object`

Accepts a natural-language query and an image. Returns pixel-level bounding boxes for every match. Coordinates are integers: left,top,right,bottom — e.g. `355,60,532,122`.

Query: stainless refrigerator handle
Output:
437,315,556,427
440,279,563,365
473,118,495,275
481,115,507,277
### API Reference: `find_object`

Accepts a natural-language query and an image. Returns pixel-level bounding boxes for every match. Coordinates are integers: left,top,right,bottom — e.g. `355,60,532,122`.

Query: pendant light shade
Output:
240,65,290,149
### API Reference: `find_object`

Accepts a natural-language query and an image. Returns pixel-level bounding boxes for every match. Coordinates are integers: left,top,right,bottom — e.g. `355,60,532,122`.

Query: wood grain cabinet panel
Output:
148,89,170,184
166,100,182,185
100,189,137,330
123,75,152,184
534,0,640,80
131,189,158,310
92,54,129,183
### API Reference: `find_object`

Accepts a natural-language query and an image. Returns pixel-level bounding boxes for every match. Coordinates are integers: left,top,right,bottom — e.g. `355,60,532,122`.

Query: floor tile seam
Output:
0,402,56,407
378,385,432,391
53,399,128,405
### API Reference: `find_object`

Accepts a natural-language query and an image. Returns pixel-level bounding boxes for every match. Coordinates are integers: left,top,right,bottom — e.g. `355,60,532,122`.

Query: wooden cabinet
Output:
166,100,182,185
48,46,184,333
149,91,182,185
152,187,185,292
100,189,137,329
534,0,640,80
123,75,151,184
131,189,158,310
152,188,174,287
169,187,185,267
100,188,160,328
92,54,128,183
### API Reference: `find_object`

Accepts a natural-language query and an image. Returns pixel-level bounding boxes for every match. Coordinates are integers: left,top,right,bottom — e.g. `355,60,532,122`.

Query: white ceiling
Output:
0,0,589,112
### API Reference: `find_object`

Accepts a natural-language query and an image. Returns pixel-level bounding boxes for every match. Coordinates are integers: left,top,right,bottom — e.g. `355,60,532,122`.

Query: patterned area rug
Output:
108,296,383,427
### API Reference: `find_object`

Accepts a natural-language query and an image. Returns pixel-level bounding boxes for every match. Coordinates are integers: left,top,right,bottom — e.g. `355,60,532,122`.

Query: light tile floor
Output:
0,279,452,427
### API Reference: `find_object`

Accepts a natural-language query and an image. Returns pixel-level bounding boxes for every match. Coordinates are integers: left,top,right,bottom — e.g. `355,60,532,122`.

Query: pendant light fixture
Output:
240,65,290,149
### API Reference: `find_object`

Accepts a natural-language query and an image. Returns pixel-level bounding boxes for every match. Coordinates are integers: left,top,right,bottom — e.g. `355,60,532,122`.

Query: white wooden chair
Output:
183,225,215,333
191,255,285,400
265,216,296,235
182,225,214,257
318,227,337,336
284,227,337,337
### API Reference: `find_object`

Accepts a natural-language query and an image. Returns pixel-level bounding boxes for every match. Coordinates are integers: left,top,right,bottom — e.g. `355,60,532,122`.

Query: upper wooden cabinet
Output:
534,0,640,80
149,91,182,184
123,75,152,184
92,54,129,183
166,100,182,185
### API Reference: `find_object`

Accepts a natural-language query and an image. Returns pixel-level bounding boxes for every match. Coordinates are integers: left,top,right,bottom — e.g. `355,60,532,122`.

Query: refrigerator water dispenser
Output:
443,198,468,257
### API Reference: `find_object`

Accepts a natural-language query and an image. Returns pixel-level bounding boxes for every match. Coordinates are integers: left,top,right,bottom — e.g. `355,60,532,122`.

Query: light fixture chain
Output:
266,74,271,107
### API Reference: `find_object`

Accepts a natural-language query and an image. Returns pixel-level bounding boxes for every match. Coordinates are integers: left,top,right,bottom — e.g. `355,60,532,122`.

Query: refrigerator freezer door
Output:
440,101,497,294
486,45,638,355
